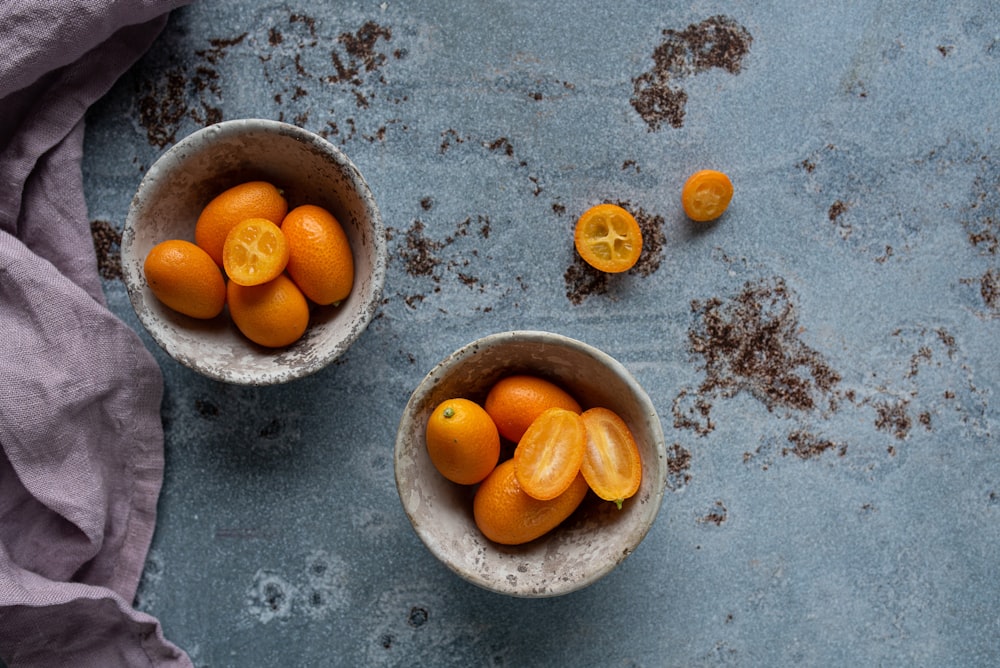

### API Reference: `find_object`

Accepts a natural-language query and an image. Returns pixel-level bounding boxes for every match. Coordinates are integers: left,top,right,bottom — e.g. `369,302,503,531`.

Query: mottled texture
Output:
81,2,999,665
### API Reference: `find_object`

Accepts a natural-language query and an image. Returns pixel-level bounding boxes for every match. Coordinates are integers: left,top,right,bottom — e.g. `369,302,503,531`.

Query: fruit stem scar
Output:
443,407,455,418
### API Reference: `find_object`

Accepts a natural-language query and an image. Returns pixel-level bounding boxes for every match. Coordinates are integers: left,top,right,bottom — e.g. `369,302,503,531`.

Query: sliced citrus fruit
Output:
222,218,289,286
574,203,643,273
194,181,288,266
580,407,642,509
513,407,586,501
681,169,733,222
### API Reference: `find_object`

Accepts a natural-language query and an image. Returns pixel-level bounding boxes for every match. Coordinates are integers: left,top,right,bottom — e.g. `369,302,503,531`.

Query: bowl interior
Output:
122,119,386,385
395,331,667,597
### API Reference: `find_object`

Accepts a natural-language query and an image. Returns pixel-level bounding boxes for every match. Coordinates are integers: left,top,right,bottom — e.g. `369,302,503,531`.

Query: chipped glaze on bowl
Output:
121,119,386,385
394,330,668,597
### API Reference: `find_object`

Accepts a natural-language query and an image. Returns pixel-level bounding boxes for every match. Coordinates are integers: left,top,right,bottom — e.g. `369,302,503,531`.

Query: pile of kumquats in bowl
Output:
394,330,667,597
121,119,387,386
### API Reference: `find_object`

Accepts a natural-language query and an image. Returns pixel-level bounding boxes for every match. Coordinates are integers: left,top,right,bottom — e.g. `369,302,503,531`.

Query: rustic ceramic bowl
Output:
122,119,386,385
395,330,667,597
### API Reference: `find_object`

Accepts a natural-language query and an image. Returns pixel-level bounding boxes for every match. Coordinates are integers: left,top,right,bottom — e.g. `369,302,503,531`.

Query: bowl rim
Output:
122,118,387,385
394,329,668,597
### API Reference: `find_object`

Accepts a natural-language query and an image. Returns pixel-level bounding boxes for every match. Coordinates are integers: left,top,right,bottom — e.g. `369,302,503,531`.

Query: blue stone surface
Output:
83,2,999,666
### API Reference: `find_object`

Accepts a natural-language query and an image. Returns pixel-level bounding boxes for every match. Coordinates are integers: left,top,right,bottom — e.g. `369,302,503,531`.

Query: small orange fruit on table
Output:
142,239,226,319
681,169,733,222
227,274,310,348
574,203,643,273
580,407,642,509
484,375,582,443
513,407,586,501
425,398,500,485
473,459,590,545
222,218,289,286
194,181,288,266
281,204,355,306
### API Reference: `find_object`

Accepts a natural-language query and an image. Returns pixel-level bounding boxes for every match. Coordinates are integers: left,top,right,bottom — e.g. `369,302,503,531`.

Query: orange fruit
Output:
513,408,586,501
425,398,501,485
222,218,289,286
574,203,643,273
143,239,226,319
580,407,642,509
484,375,581,443
227,274,309,348
281,204,354,306
473,458,590,545
681,169,733,222
194,181,288,266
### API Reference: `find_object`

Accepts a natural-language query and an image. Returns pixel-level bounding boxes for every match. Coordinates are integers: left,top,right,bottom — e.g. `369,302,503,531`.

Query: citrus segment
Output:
227,274,309,348
281,204,354,306
473,458,590,545
143,239,226,319
484,375,581,443
580,407,642,509
195,181,288,266
222,218,289,286
425,398,501,485
681,169,733,222
574,203,643,273
513,408,586,501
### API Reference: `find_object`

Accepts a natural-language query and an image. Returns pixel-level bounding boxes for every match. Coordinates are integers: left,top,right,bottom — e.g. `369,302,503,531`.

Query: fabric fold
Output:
1,1,194,665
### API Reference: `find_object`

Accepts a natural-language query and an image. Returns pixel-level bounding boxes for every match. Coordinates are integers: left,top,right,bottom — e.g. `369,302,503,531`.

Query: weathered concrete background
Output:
84,2,998,665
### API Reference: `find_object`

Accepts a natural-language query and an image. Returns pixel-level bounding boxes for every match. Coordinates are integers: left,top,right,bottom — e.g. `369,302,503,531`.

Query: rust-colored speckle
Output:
631,15,753,131
90,220,122,280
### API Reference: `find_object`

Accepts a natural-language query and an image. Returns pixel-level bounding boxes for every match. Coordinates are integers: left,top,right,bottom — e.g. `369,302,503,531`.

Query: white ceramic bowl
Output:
121,119,386,385
395,330,667,597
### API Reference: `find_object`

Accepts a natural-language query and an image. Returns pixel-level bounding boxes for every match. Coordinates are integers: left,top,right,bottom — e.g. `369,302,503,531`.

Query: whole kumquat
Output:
194,181,288,266
513,407,587,501
579,407,642,510
227,274,309,348
681,169,733,222
143,239,226,319
484,375,581,443
573,203,643,273
425,398,501,485
222,218,289,286
473,458,590,545
281,204,354,306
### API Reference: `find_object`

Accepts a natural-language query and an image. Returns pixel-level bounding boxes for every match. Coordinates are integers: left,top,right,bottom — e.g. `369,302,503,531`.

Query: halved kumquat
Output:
681,169,733,222
222,218,289,286
574,203,643,273
513,407,586,501
580,407,642,509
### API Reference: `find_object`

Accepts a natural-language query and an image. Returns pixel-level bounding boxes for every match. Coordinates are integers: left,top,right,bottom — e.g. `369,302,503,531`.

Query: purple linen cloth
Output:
1,1,193,665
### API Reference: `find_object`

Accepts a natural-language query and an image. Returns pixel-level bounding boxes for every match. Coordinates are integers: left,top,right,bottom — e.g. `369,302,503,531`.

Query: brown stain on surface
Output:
564,201,666,304
91,220,122,281
631,15,752,131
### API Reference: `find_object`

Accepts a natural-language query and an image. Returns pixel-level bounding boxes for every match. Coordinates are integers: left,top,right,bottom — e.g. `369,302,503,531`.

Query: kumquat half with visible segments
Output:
473,459,590,546
580,407,642,510
222,218,289,286
513,407,586,501
574,203,643,273
681,169,733,222
194,180,288,266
